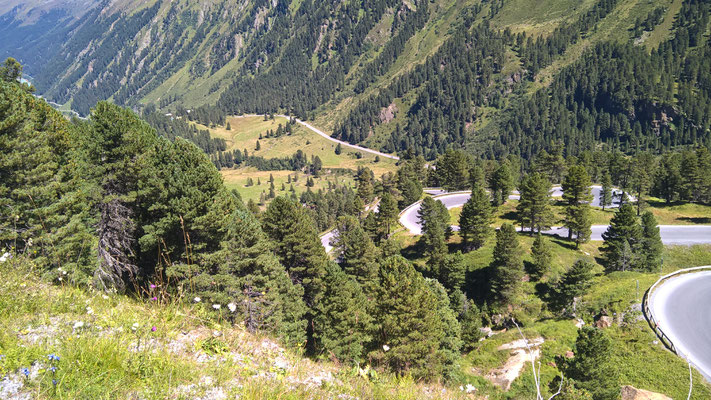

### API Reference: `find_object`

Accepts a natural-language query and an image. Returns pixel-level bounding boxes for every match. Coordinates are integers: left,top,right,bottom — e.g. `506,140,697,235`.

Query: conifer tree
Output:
653,154,681,204
376,192,398,238
600,171,613,211
226,122,231,130
529,234,552,281
459,299,482,351
559,327,618,400
371,256,446,379
330,216,378,286
601,204,642,272
194,209,306,346
335,143,342,155
562,165,593,246
262,197,328,307
459,182,492,250
434,149,471,191
517,173,554,234
255,140,261,151
356,167,374,202
424,279,463,380
640,211,663,272
489,161,514,206
490,224,523,304
551,260,595,314
314,262,374,365
437,251,466,293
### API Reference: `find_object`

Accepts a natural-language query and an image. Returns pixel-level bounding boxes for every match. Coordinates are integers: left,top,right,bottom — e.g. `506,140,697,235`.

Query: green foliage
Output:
376,192,399,238
559,327,618,400
424,279,463,380
490,224,523,305
434,150,472,191
330,216,378,286
562,165,593,247
551,260,595,314
459,182,493,250
639,211,663,272
371,256,446,379
0,57,23,82
262,197,328,307
517,172,555,234
193,209,307,346
489,161,514,206
314,262,374,365
529,234,552,281
601,204,642,272
459,299,482,352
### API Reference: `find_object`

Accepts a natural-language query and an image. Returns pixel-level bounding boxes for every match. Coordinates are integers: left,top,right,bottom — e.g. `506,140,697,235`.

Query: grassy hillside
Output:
0,257,471,400
202,115,397,206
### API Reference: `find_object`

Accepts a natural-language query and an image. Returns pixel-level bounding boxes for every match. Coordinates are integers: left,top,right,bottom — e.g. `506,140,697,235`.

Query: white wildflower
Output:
0,252,9,263
102,295,109,300
73,321,84,329
86,307,94,315
212,304,221,310
193,297,201,303
227,303,237,312
465,384,476,393
131,322,139,331
58,277,63,281
382,344,390,352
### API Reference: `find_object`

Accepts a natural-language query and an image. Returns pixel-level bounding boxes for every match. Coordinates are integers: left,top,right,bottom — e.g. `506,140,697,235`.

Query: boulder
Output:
595,315,613,329
620,385,672,400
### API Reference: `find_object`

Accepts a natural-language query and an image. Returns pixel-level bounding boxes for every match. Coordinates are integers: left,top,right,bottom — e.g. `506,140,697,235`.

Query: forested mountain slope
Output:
6,0,711,162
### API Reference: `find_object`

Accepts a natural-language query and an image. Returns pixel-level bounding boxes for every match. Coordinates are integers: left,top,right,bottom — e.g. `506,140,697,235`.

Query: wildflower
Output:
227,303,237,312
212,304,221,310
0,252,10,263
21,367,29,377
47,354,60,361
73,321,84,329
62,270,67,275
382,345,390,352
102,295,109,300
52,379,57,386
150,284,157,289
151,297,157,301
86,307,94,315
194,297,201,303
131,322,139,331
465,384,476,393
49,366,57,372
151,326,157,332
58,277,63,282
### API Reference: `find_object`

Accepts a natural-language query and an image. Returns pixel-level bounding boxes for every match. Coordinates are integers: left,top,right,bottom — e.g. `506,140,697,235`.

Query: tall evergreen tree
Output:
529,234,552,281
330,216,378,285
376,192,399,238
600,171,613,211
559,327,618,400
459,299,482,351
490,224,523,305
489,161,514,206
314,262,374,365
434,149,471,191
562,165,593,246
459,182,493,250
424,278,463,380
371,256,446,379
551,260,595,314
601,204,642,272
640,211,663,272
517,173,555,234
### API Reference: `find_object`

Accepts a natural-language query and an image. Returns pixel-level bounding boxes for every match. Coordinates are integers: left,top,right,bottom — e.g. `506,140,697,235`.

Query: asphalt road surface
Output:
398,187,711,244
651,270,711,381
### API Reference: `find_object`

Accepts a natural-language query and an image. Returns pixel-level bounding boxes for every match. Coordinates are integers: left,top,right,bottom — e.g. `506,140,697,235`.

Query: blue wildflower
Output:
21,367,30,377
0,354,5,361
52,379,57,386
47,354,60,361
49,366,57,372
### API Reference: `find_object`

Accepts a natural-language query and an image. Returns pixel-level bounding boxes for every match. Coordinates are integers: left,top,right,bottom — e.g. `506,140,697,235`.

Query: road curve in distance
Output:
650,270,711,381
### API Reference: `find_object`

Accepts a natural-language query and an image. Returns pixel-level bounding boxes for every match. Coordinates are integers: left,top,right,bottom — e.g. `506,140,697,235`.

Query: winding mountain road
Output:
399,187,711,244
234,114,400,160
650,269,711,381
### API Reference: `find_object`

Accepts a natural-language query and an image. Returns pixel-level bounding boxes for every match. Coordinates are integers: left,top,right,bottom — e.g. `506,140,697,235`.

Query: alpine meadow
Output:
2,0,711,399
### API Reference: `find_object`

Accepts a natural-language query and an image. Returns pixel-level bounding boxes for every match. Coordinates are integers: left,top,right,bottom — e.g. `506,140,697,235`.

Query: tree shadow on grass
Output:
677,217,711,224
550,237,577,251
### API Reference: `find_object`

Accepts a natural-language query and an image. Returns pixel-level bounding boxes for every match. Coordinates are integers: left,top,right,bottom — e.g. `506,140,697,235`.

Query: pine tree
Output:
434,149,471,191
314,262,374,365
529,234,552,281
562,165,593,246
262,197,328,307
601,204,642,272
600,171,613,211
552,260,595,314
356,168,374,202
193,209,306,346
255,140,261,151
489,161,514,206
459,183,492,250
371,256,446,379
653,154,681,204
424,279,463,380
559,327,618,400
490,224,523,304
438,251,466,292
517,172,554,234
226,122,231,130
335,143,342,155
376,192,398,238
459,299,482,351
330,216,378,286
640,211,663,272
